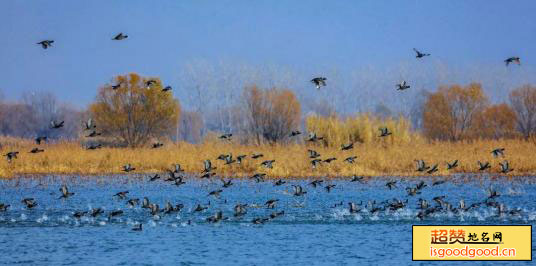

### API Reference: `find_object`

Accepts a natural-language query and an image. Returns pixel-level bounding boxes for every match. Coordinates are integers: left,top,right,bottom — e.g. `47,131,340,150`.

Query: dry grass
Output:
1,136,535,178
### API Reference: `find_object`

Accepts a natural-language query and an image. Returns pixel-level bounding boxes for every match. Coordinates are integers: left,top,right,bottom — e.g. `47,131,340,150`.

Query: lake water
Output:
0,175,535,265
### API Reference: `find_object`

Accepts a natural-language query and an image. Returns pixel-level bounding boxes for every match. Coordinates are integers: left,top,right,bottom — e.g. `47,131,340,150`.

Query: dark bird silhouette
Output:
413,48,430,58
0,203,10,212
90,208,104,217
415,160,430,172
4,151,19,162
224,154,236,165
344,156,357,164
86,131,101,138
206,211,224,223
406,187,421,196
307,132,324,142
250,173,266,183
114,191,129,199
499,160,513,174
162,86,172,92
396,80,411,91
132,223,142,231
478,161,491,171
193,203,208,212
504,57,520,66
432,180,446,186
311,77,327,89
30,148,44,153
173,164,184,173
174,177,186,187
108,210,124,219
265,199,279,209
35,136,47,145
487,187,500,199
311,159,322,168
325,184,336,192
219,133,232,141
379,127,392,137
111,83,121,90
221,178,233,188
309,180,324,188
415,181,427,190
149,174,160,181
59,185,74,199
236,155,247,164
200,172,216,179
341,142,354,150
152,142,163,149
37,40,54,49
50,120,64,129
274,179,286,186
261,160,275,169
22,198,38,209
127,198,139,207
270,211,285,219
292,185,307,196
145,80,157,89
427,164,439,174
203,160,216,173
112,33,128,40
290,131,302,137
83,118,96,130
73,211,87,219
122,164,135,172
386,181,397,190
234,203,248,217
86,144,102,150
252,217,270,224
350,175,364,182
308,149,321,159
491,148,505,157
142,197,151,209
349,202,361,213
251,153,264,159
323,157,337,163
447,160,459,170
208,189,223,198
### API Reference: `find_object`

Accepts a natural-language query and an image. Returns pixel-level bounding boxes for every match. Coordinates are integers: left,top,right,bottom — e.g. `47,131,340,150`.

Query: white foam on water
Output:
20,213,27,220
99,221,106,226
149,220,157,227
36,214,49,223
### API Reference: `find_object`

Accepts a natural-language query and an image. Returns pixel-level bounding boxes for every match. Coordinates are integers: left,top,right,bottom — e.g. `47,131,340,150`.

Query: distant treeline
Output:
1,73,535,146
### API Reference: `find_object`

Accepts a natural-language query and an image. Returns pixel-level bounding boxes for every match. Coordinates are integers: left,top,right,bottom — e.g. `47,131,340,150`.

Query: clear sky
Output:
1,0,535,107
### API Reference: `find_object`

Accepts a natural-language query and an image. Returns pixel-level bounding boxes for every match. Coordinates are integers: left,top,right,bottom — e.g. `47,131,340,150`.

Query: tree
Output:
473,104,517,139
178,111,203,143
423,83,488,140
509,85,536,138
89,73,181,147
241,85,301,144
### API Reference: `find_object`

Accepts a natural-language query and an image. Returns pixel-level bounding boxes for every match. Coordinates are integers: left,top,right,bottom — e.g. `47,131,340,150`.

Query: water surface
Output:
1,175,535,265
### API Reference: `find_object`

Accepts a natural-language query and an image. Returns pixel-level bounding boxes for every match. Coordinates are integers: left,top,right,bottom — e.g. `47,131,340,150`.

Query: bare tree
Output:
509,85,536,138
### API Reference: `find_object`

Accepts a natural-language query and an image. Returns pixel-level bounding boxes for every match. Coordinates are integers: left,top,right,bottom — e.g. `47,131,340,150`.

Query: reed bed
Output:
1,136,535,178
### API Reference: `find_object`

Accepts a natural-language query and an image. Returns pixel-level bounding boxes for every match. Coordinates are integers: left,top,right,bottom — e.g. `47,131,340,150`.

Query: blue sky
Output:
1,0,535,107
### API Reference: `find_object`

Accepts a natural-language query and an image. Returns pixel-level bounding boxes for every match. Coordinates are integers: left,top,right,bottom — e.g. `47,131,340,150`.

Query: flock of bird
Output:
0,171,527,232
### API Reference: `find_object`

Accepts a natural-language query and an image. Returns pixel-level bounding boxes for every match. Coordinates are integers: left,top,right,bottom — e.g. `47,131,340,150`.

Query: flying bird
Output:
413,48,430,58
311,77,327,89
396,81,410,91
37,40,54,49
112,33,128,40
504,57,520,66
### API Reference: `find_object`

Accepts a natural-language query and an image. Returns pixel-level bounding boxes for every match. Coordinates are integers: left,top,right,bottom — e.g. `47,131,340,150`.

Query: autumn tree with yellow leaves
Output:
89,73,181,147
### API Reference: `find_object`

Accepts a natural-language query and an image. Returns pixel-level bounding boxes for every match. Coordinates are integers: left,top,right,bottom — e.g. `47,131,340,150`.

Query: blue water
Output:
1,175,535,265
